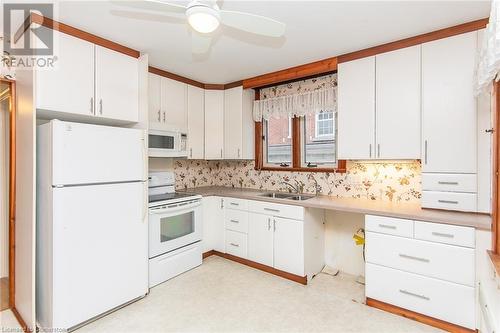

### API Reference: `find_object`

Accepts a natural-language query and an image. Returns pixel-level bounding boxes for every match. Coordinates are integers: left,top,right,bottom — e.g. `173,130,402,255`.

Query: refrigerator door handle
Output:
143,181,148,223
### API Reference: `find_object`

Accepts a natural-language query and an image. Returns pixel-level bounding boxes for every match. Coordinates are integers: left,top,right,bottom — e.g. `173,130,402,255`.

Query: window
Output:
265,117,292,166
259,112,344,171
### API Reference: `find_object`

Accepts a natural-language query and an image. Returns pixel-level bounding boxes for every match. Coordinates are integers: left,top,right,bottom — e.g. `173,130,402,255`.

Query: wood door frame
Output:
1,78,25,330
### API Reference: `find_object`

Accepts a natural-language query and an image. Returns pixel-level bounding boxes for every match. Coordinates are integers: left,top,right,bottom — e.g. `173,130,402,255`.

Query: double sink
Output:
259,192,315,201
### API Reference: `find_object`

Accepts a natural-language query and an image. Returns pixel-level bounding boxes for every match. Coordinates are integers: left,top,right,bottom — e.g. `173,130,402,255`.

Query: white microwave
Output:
148,130,188,157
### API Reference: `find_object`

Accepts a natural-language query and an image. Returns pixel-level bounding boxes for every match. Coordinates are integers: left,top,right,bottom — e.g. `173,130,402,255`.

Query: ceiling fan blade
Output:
110,0,186,14
110,9,185,24
219,10,285,37
191,32,212,54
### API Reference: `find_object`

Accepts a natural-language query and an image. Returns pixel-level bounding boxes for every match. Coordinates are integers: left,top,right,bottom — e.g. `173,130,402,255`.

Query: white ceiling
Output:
55,0,490,84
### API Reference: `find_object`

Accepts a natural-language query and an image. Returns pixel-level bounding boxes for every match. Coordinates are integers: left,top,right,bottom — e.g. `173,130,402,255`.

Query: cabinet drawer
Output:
365,215,413,237
366,263,475,329
224,197,248,211
224,209,248,234
421,191,477,212
225,230,247,259
422,173,477,193
366,232,475,286
248,200,304,220
414,221,475,248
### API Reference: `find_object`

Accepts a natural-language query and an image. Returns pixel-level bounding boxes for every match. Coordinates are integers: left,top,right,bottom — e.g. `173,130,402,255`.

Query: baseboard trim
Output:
366,298,475,333
203,250,307,285
11,306,28,333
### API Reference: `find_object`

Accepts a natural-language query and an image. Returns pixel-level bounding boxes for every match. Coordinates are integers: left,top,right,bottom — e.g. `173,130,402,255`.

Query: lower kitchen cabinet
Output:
248,213,274,267
202,196,225,253
273,217,304,276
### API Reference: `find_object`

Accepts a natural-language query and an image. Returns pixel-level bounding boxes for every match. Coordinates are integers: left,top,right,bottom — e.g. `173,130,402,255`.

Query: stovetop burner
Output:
148,192,197,204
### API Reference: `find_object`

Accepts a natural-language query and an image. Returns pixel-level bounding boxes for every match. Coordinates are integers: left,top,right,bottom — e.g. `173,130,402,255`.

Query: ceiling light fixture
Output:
186,5,220,34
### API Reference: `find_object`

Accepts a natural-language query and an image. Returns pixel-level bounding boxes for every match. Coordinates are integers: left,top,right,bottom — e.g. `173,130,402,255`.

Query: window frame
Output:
255,107,346,173
314,111,335,140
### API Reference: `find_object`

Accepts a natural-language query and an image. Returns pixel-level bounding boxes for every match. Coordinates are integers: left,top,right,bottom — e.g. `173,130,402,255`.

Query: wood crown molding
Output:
148,66,243,90
16,13,140,58
243,17,488,89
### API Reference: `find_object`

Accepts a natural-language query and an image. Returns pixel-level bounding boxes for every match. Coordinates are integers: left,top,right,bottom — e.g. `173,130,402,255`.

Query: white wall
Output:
324,210,365,277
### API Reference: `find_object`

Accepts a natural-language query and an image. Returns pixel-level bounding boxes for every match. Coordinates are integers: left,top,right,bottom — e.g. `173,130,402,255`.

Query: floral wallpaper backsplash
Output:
174,160,422,203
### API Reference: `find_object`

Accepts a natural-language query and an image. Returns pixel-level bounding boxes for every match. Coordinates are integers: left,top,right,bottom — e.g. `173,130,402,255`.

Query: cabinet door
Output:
148,73,162,127
248,213,273,267
224,87,243,159
376,45,421,159
187,85,205,159
202,196,225,253
241,89,255,159
422,32,477,173
95,46,139,123
273,217,304,276
162,78,187,132
337,56,376,159
204,90,224,159
36,29,94,116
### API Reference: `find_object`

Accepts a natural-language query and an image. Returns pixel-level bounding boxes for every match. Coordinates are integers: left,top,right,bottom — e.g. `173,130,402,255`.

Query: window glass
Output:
265,117,292,165
303,111,336,166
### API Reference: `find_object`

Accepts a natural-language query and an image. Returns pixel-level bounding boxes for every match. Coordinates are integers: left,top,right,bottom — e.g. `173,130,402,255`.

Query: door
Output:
248,213,273,267
376,45,421,159
422,32,477,173
204,90,224,159
36,29,94,117
95,46,139,123
148,73,162,129
187,85,205,159
163,78,187,132
47,121,145,185
273,217,304,276
202,197,225,252
337,56,376,159
224,86,243,159
51,182,147,329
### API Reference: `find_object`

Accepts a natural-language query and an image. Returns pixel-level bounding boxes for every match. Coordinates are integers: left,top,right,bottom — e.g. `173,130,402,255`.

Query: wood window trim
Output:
254,91,346,173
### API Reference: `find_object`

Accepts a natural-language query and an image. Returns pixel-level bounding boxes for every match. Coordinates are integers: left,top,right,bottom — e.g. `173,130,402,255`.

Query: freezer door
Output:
50,182,148,329
49,120,146,185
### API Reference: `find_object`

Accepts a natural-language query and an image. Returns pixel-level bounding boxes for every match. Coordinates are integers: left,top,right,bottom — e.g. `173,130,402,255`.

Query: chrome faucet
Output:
282,180,303,194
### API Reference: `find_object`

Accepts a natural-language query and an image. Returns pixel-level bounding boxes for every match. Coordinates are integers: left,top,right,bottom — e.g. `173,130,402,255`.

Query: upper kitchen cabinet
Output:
148,73,188,133
36,29,95,118
422,32,477,174
95,46,139,123
187,85,205,159
375,45,421,159
36,29,139,124
224,86,255,160
205,90,225,160
337,56,376,159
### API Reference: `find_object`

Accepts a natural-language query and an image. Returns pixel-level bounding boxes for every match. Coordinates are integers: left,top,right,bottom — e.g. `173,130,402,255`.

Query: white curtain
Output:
253,87,336,122
476,0,500,95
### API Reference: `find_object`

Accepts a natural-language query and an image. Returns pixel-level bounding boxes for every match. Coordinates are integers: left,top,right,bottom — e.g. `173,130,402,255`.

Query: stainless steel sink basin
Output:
288,194,315,201
259,192,315,201
259,192,294,199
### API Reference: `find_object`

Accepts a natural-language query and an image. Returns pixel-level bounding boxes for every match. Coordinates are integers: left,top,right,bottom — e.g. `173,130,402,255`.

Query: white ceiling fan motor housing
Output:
186,0,221,34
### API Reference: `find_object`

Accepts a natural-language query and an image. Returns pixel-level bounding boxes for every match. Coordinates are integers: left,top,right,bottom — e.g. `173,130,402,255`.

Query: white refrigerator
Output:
36,120,148,331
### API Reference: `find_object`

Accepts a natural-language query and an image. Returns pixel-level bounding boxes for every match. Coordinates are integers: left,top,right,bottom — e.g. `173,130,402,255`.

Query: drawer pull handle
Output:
230,219,239,224
230,203,239,206
438,181,459,185
399,253,430,263
431,232,454,238
438,200,459,204
229,243,239,247
399,289,430,301
378,224,396,230
264,208,280,213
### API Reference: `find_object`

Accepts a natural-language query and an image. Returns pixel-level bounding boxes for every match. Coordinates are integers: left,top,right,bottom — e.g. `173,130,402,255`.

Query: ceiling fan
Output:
110,0,286,54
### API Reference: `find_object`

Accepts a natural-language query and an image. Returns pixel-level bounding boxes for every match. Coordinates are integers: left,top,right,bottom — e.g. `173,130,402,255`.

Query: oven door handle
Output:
150,201,201,215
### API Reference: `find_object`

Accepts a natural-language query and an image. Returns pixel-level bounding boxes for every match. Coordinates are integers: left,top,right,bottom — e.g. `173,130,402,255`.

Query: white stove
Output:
148,172,202,287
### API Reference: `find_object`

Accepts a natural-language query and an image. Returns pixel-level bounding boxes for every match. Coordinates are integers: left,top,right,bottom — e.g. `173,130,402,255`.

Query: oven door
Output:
148,200,202,258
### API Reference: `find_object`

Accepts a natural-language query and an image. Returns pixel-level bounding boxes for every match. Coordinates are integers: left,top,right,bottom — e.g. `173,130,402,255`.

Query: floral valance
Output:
253,87,337,122
476,0,500,95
